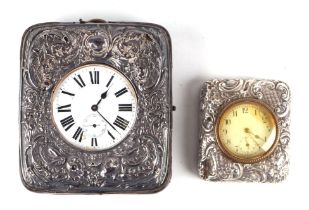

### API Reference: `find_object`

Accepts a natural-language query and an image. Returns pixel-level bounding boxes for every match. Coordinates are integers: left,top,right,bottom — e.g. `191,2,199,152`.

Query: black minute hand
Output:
96,110,120,134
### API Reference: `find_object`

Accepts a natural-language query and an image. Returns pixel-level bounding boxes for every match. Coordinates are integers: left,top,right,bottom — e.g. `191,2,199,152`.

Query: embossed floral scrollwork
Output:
201,142,219,180
276,81,290,102
250,80,276,99
146,88,169,136
29,30,79,88
112,31,162,92
84,31,110,57
279,132,290,148
214,155,242,181
274,81,290,117
201,107,215,133
22,108,39,130
113,31,147,60
22,88,39,107
241,165,268,182
218,79,246,99
122,135,158,178
199,79,290,182
201,141,244,181
100,157,122,183
30,135,67,182
20,23,171,192
134,51,162,92
201,115,214,134
66,156,85,180
218,79,244,92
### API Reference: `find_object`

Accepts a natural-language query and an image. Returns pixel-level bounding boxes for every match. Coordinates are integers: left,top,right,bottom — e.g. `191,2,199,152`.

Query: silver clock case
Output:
19,21,172,193
198,79,290,182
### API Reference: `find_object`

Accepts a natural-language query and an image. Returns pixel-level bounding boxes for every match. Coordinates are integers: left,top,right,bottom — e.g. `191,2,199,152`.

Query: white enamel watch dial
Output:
52,64,137,151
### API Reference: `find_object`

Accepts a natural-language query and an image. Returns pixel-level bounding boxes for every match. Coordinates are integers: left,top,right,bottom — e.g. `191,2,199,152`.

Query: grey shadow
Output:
170,23,216,175
180,77,210,176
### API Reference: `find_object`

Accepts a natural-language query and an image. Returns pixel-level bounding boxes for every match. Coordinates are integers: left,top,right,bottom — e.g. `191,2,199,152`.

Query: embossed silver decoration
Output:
19,21,172,193
198,79,290,182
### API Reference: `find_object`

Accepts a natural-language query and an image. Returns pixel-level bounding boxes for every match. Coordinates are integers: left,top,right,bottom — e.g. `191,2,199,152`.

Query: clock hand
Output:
96,110,120,135
96,85,112,106
83,123,101,127
243,137,250,148
244,128,265,142
253,134,266,142
247,134,261,147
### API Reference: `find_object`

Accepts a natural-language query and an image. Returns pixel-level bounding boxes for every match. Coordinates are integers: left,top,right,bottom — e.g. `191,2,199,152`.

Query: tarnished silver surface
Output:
198,79,290,182
19,21,172,193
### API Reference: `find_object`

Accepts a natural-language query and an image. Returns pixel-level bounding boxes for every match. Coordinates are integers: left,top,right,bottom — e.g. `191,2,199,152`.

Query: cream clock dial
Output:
216,100,279,163
52,64,137,151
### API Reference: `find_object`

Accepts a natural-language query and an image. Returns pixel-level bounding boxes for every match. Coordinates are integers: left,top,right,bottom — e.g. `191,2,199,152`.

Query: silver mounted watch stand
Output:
19,19,173,193
198,79,290,182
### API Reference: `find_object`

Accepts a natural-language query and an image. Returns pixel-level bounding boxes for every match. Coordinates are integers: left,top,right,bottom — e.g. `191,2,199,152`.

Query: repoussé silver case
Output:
19,21,173,193
198,79,290,182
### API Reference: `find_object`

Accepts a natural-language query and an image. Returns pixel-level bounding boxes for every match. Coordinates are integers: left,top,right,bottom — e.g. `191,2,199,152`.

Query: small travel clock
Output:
198,79,290,182
19,20,173,193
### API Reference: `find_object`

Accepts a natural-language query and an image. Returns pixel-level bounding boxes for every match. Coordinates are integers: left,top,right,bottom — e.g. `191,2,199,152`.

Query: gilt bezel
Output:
215,98,280,164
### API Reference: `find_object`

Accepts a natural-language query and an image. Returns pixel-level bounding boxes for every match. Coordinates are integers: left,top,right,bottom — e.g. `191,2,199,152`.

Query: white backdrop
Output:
0,0,307,209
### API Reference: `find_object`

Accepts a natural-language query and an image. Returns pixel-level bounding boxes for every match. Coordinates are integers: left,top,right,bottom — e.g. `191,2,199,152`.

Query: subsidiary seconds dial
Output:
52,64,137,151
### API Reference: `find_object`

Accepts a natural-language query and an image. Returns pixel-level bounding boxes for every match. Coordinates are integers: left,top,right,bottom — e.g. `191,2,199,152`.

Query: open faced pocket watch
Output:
198,79,290,182
19,20,173,193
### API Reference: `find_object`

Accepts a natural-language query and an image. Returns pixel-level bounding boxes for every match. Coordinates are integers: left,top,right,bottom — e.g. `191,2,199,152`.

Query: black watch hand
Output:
96,85,112,106
96,110,120,134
